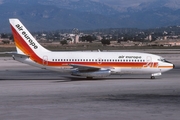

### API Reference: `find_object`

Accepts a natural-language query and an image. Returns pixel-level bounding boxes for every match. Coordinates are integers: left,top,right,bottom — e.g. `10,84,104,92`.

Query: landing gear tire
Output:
151,76,155,79
86,77,93,80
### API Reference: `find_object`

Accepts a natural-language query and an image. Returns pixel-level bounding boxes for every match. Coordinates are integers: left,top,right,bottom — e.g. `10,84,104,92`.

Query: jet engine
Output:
71,70,111,78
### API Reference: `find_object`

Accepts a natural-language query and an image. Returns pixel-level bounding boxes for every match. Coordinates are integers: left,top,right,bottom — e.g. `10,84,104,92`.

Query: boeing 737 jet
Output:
9,19,174,79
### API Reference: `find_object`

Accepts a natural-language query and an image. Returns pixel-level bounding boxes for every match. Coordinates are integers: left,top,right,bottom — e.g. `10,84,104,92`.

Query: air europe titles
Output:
15,24,38,49
118,55,142,59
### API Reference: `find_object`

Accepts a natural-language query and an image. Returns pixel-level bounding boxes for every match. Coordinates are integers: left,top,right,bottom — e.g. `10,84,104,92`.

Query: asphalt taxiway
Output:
0,55,180,120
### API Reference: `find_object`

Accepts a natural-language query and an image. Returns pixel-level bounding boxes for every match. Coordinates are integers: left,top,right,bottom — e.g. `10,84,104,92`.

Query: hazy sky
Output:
0,0,152,6
0,0,159,7
0,0,164,7
92,0,157,7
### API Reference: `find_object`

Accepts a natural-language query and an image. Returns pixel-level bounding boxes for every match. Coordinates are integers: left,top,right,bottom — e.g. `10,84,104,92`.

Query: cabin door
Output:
43,56,48,66
146,56,153,67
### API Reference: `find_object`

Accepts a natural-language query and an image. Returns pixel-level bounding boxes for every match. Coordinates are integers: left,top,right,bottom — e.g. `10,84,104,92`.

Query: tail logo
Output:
15,24,38,49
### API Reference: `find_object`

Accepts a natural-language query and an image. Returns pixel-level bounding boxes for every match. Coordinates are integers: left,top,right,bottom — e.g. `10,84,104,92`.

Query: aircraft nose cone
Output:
173,64,175,68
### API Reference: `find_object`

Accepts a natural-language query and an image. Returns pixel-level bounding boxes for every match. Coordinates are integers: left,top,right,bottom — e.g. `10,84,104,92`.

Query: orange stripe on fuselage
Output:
158,66,173,69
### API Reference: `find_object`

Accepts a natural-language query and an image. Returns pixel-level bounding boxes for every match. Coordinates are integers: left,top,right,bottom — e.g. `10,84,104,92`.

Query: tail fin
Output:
9,19,50,56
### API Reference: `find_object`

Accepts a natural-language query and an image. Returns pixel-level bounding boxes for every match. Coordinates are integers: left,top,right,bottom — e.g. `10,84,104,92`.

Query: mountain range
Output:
1,0,180,32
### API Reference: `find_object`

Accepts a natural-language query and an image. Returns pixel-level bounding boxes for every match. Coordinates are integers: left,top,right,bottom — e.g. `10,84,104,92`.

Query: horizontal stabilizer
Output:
6,52,29,58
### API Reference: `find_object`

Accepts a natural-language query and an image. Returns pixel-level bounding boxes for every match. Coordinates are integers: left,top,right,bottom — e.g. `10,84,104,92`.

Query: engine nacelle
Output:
71,70,111,78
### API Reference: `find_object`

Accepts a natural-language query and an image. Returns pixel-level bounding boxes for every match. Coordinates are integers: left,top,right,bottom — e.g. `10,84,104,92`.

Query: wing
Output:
70,64,114,72
70,64,101,72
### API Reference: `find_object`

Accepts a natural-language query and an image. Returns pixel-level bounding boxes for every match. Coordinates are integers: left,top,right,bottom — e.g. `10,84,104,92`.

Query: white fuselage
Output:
13,51,173,76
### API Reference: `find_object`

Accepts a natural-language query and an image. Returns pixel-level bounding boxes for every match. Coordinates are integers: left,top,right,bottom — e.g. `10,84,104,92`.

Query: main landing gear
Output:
151,76,155,79
86,77,93,80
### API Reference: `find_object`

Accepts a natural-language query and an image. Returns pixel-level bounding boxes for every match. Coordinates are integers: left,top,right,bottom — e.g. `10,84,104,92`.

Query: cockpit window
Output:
158,58,171,63
158,58,165,62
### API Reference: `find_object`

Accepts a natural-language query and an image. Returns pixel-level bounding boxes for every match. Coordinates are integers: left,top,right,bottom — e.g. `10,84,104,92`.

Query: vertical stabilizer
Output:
9,19,50,56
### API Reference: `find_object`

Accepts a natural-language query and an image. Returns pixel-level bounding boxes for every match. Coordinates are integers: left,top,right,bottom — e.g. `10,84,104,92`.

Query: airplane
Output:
8,18,174,79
